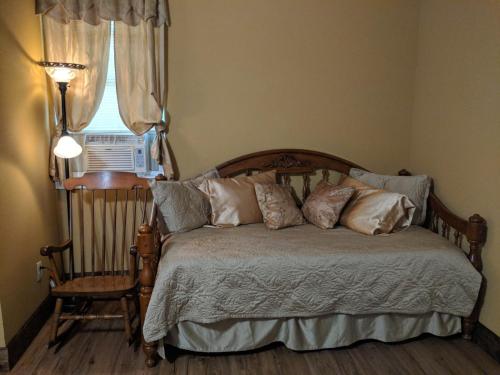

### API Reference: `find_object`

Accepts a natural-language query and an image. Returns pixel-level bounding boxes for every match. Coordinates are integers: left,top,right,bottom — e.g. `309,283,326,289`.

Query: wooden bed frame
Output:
136,149,488,367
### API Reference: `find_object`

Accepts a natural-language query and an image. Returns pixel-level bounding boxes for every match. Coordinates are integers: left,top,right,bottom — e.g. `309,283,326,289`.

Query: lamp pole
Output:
57,81,74,279
58,81,70,182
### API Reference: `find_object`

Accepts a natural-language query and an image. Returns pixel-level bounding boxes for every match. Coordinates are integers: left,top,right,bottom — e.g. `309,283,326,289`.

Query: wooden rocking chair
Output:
40,171,152,347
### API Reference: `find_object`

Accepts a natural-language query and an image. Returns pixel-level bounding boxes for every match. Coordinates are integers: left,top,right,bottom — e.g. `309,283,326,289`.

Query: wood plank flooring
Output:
11,301,500,374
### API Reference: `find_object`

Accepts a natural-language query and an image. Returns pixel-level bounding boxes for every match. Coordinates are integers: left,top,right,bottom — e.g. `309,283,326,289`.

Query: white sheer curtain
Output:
42,16,110,180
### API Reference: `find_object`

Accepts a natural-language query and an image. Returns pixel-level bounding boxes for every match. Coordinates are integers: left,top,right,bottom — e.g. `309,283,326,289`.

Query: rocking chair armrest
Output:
40,239,73,256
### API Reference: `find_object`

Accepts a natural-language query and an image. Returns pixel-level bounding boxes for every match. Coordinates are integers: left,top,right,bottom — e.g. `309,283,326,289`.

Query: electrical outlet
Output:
36,261,44,283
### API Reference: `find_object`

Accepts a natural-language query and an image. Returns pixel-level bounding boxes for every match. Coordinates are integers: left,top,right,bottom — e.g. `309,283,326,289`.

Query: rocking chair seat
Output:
52,276,137,297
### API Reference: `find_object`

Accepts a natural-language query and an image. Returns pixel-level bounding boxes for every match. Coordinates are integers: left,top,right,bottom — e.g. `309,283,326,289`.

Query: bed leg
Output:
137,223,159,367
462,279,486,340
143,340,159,368
462,317,475,340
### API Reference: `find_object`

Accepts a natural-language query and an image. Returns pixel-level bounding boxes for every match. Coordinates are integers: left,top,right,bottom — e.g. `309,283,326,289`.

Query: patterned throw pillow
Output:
254,183,305,230
302,181,355,229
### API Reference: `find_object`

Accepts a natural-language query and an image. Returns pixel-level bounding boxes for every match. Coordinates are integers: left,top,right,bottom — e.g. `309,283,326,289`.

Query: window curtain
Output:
42,16,110,181
37,0,173,179
114,20,173,178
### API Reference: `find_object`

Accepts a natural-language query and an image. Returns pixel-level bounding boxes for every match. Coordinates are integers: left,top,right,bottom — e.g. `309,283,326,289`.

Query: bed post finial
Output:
155,174,168,181
462,214,487,340
467,214,487,272
137,223,159,367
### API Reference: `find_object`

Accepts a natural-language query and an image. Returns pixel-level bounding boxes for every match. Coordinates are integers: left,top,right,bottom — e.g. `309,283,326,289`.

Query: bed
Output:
136,149,487,367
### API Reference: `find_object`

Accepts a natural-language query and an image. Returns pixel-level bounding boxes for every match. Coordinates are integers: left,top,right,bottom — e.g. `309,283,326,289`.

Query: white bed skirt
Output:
161,312,461,355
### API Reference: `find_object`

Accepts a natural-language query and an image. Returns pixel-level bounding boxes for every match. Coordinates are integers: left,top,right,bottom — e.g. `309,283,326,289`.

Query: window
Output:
84,23,129,133
63,23,160,182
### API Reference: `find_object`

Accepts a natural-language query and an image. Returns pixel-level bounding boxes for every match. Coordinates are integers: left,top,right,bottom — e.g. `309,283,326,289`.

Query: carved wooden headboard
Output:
216,149,367,202
217,149,366,177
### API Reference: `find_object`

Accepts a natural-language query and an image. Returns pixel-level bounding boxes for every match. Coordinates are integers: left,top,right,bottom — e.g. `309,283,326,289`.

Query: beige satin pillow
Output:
255,183,305,230
349,168,431,225
302,181,355,229
339,176,416,235
198,170,276,227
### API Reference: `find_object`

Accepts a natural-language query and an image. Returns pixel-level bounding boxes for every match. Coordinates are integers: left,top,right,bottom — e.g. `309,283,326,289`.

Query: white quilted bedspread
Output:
143,224,481,343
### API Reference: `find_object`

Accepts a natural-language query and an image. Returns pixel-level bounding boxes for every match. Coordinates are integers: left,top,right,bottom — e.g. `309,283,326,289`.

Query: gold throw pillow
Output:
339,176,416,235
254,183,305,230
302,181,355,229
198,170,276,227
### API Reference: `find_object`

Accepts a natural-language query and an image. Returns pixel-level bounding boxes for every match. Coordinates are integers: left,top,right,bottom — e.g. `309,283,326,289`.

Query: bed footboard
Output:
137,222,160,367
399,170,488,339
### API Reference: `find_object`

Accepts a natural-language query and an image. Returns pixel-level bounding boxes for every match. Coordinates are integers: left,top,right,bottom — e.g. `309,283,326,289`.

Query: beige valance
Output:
36,0,170,27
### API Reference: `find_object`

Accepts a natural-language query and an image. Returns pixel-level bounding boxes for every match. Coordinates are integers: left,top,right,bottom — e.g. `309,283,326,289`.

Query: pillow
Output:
339,176,416,235
198,170,276,227
349,168,431,225
255,183,305,230
189,168,221,187
150,168,220,234
301,181,355,229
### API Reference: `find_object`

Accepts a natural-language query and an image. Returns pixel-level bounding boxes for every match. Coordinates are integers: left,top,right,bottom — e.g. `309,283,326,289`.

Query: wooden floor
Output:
11,302,500,375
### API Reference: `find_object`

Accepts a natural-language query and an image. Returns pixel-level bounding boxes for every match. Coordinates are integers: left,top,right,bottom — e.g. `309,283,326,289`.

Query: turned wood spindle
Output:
79,189,85,275
322,169,329,183
302,175,311,201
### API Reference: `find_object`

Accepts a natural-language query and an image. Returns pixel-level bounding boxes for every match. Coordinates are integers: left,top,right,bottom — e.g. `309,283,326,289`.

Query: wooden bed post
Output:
137,223,159,367
462,214,487,340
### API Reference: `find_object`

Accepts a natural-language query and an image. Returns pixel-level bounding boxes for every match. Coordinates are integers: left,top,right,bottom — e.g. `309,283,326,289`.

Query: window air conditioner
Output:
83,134,147,173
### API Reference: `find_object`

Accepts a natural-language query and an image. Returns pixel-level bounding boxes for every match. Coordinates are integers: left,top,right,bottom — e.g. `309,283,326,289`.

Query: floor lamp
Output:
40,61,86,279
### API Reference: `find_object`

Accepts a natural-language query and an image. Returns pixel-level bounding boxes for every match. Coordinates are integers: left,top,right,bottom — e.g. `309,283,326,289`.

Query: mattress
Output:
143,224,481,343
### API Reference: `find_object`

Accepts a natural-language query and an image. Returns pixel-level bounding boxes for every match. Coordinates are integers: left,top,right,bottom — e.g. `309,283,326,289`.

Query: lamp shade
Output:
45,67,76,83
39,61,86,83
54,135,82,159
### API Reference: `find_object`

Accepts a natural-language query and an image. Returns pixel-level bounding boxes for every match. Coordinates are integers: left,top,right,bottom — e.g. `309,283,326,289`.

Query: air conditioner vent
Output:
85,134,144,146
85,146,135,172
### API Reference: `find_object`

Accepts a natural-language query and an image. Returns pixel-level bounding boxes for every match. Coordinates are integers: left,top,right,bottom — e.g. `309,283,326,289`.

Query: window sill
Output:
54,170,163,190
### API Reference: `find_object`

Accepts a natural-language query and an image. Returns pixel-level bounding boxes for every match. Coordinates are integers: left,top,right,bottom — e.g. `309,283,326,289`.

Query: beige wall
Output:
410,0,500,335
167,0,420,178
0,0,60,345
